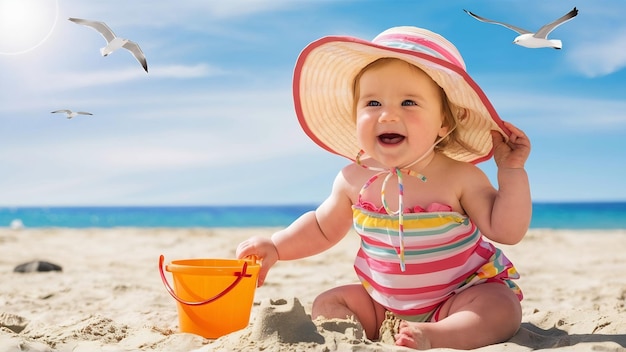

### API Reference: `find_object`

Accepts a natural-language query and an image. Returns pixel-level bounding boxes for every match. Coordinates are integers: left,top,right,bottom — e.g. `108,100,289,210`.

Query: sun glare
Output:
0,0,58,55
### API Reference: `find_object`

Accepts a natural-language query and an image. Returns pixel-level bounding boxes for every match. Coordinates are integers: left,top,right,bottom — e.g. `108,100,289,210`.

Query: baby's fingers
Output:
236,239,256,259
504,122,529,141
503,121,523,135
256,265,270,287
235,236,278,287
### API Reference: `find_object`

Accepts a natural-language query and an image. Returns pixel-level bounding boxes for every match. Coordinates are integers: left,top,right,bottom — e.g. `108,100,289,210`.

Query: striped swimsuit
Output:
353,201,523,322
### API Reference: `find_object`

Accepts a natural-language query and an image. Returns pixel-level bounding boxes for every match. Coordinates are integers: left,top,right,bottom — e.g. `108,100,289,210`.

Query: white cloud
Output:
150,63,227,78
183,1,303,19
489,90,626,131
38,63,222,90
51,67,147,88
60,0,306,29
567,29,626,77
0,91,315,177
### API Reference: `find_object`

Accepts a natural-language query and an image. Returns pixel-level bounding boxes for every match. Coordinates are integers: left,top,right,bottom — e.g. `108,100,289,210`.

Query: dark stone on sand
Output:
0,312,28,333
13,260,62,273
0,312,28,334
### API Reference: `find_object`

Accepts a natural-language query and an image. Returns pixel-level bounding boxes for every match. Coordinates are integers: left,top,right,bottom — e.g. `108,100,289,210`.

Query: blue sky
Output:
1,0,625,206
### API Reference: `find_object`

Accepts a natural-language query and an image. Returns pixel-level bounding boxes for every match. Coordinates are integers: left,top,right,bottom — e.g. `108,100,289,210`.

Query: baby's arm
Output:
272,171,354,259
236,169,353,285
463,122,531,244
488,166,531,244
490,122,532,242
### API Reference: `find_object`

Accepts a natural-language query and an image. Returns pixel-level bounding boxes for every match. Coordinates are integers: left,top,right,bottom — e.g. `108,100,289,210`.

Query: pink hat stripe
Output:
374,33,464,69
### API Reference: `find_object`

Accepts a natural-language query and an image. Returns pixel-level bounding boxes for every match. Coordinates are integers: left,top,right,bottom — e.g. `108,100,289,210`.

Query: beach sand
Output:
1,227,625,352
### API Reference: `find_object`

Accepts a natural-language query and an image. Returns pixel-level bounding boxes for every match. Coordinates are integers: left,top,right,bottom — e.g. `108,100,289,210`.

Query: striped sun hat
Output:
293,26,510,164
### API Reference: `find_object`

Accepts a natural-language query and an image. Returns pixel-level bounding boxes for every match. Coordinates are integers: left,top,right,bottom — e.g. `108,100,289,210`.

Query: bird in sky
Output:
51,109,93,119
68,17,148,72
463,7,579,49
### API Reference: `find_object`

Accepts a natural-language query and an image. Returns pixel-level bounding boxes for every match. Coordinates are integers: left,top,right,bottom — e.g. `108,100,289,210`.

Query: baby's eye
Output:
366,100,381,107
401,100,417,106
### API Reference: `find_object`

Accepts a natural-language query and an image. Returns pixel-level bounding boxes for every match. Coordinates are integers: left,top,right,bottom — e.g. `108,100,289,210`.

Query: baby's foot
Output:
395,320,431,350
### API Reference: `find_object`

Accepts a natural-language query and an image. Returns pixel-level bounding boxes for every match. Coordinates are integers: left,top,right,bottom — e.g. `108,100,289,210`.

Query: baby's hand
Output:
491,121,531,169
236,236,279,287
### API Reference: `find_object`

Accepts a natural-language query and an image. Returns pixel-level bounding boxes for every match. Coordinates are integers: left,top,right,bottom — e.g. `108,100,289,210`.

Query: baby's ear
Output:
455,106,468,121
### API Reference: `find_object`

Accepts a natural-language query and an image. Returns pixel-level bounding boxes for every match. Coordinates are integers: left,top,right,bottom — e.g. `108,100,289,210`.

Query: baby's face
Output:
354,59,447,169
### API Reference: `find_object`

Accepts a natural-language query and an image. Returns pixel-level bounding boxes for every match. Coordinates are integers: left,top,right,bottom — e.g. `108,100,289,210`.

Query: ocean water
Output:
1,202,625,230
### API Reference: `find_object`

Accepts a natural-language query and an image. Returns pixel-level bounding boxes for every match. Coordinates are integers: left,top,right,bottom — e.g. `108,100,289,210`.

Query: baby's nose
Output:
378,109,400,123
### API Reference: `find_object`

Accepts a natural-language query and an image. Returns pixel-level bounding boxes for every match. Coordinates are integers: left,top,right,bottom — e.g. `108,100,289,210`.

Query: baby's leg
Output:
312,283,387,340
395,282,521,350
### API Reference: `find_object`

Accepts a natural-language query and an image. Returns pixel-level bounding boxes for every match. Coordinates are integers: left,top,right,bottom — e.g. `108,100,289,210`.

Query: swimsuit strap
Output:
356,150,427,272
354,125,458,271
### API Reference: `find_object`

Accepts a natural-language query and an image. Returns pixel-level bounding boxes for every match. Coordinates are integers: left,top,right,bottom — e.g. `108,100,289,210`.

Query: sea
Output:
1,202,625,230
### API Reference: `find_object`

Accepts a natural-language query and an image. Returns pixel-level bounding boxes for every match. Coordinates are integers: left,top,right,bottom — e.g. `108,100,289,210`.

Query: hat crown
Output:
372,26,466,70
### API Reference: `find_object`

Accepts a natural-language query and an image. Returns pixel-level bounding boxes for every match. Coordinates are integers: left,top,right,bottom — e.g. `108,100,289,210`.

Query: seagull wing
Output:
533,7,579,39
51,109,71,114
68,18,116,43
463,9,532,35
122,40,148,72
76,112,93,115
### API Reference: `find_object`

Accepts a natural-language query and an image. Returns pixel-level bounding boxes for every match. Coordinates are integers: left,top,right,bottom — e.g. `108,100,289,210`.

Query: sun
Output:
0,0,59,55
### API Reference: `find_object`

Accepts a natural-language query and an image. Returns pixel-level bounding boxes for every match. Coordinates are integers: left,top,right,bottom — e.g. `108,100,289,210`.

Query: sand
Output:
0,227,625,352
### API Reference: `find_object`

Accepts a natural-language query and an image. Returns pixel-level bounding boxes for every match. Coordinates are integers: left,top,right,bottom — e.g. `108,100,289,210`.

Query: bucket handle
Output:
159,255,253,306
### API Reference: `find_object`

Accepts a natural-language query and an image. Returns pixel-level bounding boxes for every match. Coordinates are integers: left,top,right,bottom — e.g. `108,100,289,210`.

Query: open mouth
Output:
378,133,405,145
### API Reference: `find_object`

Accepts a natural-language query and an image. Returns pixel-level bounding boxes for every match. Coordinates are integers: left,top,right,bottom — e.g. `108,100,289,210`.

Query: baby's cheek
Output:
355,120,365,138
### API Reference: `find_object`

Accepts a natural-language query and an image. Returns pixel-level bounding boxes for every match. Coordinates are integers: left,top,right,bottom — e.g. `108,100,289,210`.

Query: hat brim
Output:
293,35,510,164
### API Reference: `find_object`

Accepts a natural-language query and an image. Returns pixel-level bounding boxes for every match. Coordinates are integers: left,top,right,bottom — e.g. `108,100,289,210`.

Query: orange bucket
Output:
159,255,259,338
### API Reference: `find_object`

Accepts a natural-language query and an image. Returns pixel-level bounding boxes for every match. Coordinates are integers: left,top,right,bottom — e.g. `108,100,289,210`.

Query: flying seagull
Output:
68,17,148,72
51,109,93,119
463,7,579,49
